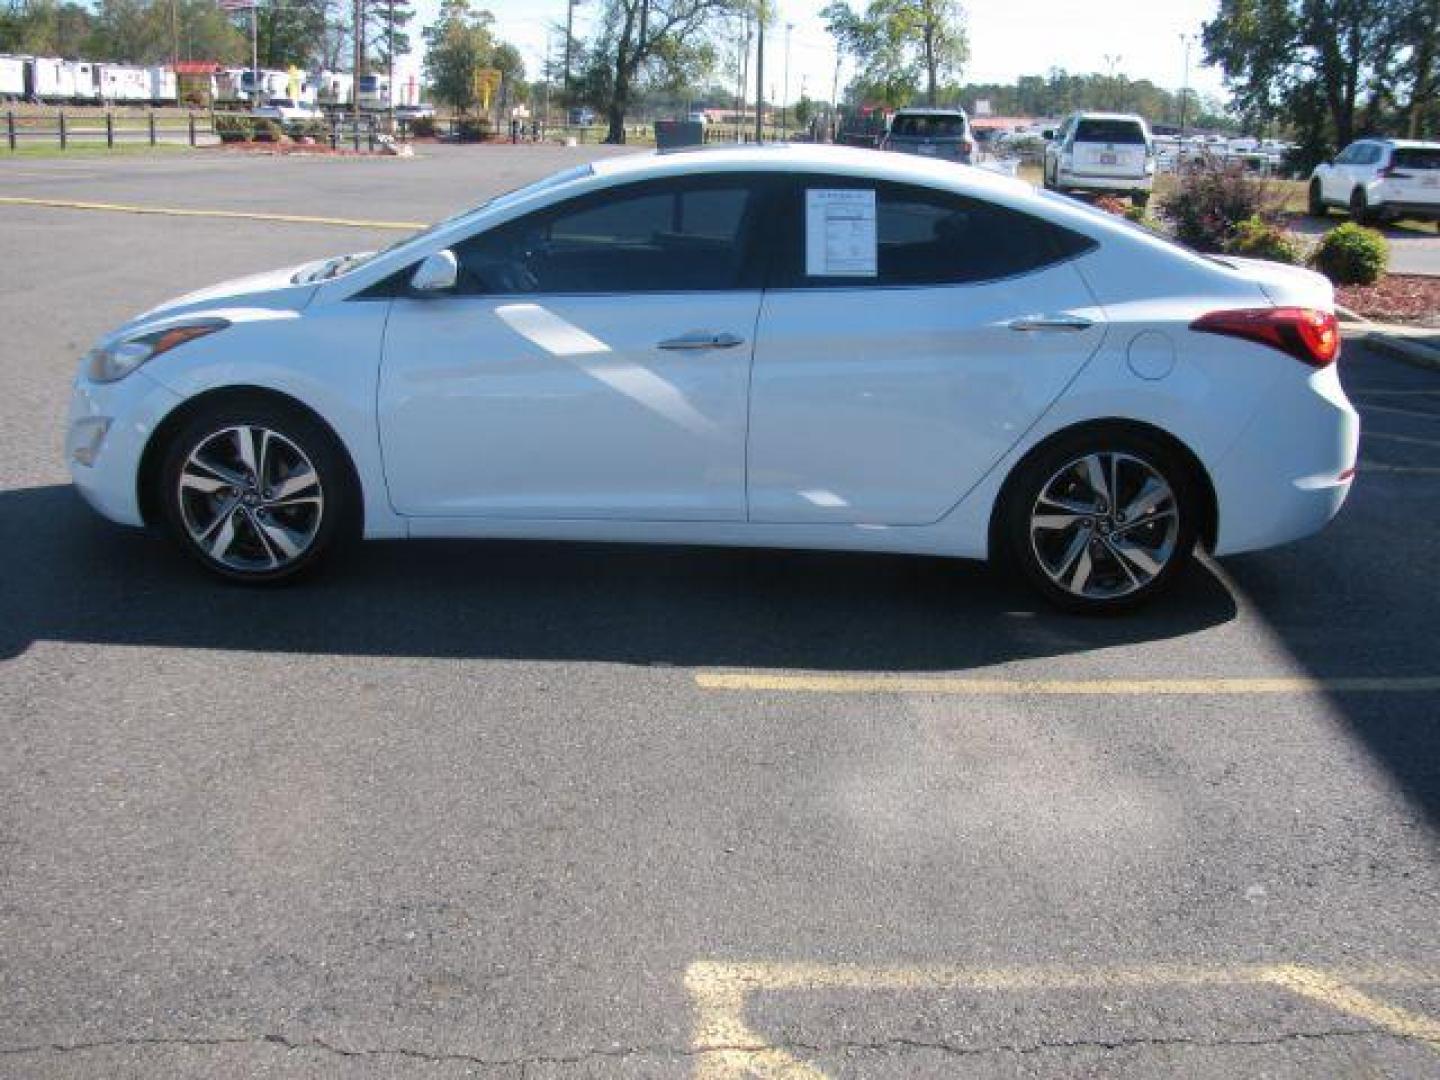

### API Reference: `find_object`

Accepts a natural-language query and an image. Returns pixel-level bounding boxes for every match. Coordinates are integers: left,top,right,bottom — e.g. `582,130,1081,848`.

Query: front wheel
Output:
157,398,355,583
999,430,1200,613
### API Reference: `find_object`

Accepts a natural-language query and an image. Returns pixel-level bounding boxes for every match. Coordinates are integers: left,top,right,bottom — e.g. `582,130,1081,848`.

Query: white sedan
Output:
66,145,1358,611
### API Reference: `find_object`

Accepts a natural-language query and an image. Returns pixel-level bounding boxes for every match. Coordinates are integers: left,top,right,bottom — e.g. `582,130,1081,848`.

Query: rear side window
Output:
891,114,967,138
1393,148,1440,170
777,178,1096,288
1074,119,1147,145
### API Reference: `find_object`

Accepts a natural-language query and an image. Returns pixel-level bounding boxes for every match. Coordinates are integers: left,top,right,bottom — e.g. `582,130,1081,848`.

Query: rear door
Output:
747,177,1106,526
1072,118,1148,180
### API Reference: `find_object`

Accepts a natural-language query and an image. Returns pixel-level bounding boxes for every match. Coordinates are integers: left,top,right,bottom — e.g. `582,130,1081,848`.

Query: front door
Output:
378,175,771,521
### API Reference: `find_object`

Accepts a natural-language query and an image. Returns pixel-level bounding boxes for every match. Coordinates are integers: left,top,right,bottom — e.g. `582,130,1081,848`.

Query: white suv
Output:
1309,139,1440,226
1043,112,1156,206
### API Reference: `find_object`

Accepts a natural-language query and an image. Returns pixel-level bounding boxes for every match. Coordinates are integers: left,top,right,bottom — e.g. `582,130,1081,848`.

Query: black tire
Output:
1307,180,1327,218
1350,187,1375,226
157,396,356,584
998,428,1201,613
1131,189,1150,209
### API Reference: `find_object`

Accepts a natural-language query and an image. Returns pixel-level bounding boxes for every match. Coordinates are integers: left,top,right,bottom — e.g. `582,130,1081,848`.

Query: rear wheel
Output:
1308,180,1327,218
1350,187,1375,225
1000,429,1200,613
157,398,354,583
1131,189,1150,209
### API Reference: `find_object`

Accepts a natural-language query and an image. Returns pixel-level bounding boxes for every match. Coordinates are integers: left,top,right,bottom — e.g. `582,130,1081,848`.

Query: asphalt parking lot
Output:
2,146,1438,1078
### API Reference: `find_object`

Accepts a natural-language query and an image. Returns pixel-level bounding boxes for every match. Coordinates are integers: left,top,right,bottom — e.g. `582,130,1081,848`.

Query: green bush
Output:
251,118,284,143
1158,159,1283,252
214,114,254,143
1225,215,1303,265
454,117,491,142
290,119,327,143
1309,222,1388,285
409,116,438,138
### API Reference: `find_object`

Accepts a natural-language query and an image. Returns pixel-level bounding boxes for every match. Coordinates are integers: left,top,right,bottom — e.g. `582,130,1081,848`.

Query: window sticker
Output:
805,188,878,277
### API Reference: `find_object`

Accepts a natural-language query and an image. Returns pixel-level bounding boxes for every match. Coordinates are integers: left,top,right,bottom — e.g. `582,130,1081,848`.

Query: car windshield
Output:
1393,148,1440,170
312,164,597,280
1075,119,1147,145
891,115,966,138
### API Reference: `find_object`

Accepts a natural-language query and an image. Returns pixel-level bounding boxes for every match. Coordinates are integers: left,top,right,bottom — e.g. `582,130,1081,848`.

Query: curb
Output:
1341,325,1440,373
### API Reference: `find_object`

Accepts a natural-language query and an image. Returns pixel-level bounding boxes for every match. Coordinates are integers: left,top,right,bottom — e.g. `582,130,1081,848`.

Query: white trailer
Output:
98,63,150,103
314,71,352,108
215,69,246,103
0,55,26,99
147,66,177,104
357,73,390,110
239,68,289,103
29,57,82,101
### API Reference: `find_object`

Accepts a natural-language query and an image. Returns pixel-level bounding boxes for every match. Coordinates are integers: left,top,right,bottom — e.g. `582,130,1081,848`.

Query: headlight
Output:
84,319,230,383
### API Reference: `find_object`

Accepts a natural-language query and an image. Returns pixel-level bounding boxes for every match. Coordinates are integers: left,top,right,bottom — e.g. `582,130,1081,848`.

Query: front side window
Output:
778,179,1096,289
450,177,765,295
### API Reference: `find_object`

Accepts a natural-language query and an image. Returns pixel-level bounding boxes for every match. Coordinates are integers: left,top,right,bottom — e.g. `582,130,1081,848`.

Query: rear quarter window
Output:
1074,119,1147,145
1393,148,1440,170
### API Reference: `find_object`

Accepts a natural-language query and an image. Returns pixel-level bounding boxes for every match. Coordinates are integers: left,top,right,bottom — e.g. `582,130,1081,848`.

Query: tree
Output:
580,0,734,144
1202,0,1431,156
424,0,521,116
822,0,967,108
253,0,330,69
367,0,415,69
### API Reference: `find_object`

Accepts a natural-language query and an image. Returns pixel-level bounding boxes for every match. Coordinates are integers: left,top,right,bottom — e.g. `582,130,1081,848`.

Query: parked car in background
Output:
252,98,320,123
1309,139,1440,226
67,145,1357,611
1044,112,1156,205
568,107,596,127
395,103,436,122
879,108,975,163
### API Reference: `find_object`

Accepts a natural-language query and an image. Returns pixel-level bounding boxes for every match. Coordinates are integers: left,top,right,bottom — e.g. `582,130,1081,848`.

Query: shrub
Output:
214,114,253,143
454,117,491,142
409,116,438,138
251,118,284,143
1225,215,1303,265
1092,195,1131,217
1309,222,1388,285
1157,159,1284,252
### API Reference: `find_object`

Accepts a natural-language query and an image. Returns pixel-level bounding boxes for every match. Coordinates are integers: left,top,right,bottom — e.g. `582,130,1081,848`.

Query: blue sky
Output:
396,0,1227,107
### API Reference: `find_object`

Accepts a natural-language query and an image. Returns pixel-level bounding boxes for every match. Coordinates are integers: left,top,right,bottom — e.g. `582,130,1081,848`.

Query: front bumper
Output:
1210,362,1358,556
66,369,183,527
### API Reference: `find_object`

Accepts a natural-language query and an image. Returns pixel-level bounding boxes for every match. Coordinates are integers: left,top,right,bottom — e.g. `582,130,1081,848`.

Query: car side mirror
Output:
410,249,457,293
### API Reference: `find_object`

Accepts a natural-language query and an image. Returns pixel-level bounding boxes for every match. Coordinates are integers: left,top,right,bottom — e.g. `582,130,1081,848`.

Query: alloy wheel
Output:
177,425,324,573
1029,451,1180,601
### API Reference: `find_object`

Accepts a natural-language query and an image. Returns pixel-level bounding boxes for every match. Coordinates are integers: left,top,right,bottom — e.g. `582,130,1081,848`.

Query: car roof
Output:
891,107,967,116
1070,111,1148,123
1375,138,1440,149
589,143,1018,194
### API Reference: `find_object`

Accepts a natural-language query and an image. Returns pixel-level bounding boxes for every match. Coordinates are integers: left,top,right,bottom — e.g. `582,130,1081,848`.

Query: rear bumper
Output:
1372,199,1440,219
1056,169,1153,193
1209,363,1358,556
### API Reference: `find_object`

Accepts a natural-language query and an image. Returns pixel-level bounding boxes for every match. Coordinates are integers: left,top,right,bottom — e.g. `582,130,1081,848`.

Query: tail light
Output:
1191,307,1340,367
961,137,975,159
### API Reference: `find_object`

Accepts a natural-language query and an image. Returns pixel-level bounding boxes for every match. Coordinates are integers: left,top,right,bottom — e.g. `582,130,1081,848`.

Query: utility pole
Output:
1178,32,1192,169
250,2,258,104
388,0,395,114
781,20,792,137
738,14,751,142
353,0,364,131
830,43,841,143
170,0,179,69
753,3,764,143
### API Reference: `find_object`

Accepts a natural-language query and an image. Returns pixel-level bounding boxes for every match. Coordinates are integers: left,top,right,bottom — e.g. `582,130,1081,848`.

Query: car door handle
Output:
657,331,745,351
1007,315,1094,333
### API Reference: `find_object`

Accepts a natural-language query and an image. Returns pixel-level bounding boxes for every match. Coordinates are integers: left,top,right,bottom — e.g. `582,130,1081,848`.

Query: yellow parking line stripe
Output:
1264,966,1440,1046
0,195,423,230
686,960,1440,1076
695,672,1440,695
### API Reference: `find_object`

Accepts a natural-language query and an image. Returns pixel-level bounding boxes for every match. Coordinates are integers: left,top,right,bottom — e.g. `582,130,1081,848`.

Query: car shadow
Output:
1,483,1237,668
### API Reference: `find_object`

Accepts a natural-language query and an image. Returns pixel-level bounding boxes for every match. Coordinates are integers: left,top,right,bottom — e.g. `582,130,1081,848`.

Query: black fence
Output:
4,109,217,151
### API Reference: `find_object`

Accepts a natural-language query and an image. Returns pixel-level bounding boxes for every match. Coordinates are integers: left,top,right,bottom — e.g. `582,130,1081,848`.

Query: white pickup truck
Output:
1309,139,1440,226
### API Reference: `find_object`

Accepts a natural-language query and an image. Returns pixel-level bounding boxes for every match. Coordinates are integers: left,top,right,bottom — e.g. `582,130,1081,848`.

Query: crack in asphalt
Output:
0,1025,1403,1070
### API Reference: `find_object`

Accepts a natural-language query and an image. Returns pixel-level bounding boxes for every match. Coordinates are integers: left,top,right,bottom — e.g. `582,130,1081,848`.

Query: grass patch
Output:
2,141,201,159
